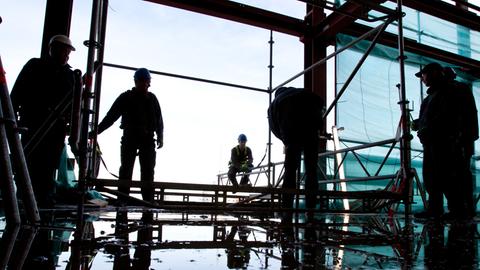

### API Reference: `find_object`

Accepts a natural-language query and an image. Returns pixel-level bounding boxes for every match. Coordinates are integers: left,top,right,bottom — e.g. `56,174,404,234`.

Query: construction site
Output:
1,0,480,269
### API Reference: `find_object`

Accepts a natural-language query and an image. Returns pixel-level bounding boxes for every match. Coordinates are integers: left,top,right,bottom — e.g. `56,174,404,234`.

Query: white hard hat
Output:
49,34,76,51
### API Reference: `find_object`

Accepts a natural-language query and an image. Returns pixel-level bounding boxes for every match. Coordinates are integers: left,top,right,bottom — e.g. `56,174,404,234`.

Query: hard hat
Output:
238,134,247,142
415,62,443,78
134,68,151,81
49,35,75,51
444,67,457,80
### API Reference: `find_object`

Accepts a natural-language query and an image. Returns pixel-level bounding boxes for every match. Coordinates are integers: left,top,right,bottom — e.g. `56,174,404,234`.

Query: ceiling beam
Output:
313,0,386,40
343,22,480,78
144,0,307,37
394,0,480,33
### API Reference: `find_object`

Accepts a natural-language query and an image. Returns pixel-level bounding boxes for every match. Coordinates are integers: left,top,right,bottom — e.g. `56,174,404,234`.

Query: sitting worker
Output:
228,134,254,188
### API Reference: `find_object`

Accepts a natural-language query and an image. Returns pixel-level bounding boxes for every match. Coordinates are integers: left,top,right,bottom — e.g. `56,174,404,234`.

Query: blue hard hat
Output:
238,134,247,142
134,68,151,81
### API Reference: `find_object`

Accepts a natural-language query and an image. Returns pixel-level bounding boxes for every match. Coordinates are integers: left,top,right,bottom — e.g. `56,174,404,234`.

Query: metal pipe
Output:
318,138,398,157
0,105,20,225
73,1,101,267
319,174,397,184
273,19,390,92
396,0,413,218
8,225,37,270
0,225,20,269
90,0,109,178
0,56,39,224
323,16,396,119
267,30,274,187
103,62,268,93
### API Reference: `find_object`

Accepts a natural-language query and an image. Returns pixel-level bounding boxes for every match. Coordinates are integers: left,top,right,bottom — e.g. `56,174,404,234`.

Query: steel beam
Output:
395,0,480,33
343,22,480,78
144,0,307,37
313,0,387,41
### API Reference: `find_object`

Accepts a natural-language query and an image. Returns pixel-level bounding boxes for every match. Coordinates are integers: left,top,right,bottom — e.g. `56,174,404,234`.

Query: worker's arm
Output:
152,93,164,148
97,92,125,134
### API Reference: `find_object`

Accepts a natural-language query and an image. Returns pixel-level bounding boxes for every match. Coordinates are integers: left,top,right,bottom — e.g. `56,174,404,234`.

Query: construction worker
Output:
11,34,77,207
268,87,324,219
228,134,253,188
96,68,163,203
444,67,478,217
413,63,467,219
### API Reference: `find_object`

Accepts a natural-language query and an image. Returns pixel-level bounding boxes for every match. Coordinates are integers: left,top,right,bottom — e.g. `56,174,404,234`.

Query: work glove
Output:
410,119,419,131
241,164,249,172
156,138,163,149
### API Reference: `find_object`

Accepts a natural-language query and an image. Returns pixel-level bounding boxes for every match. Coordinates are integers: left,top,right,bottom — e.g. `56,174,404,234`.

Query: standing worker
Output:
413,63,466,219
11,35,77,207
228,134,254,188
268,87,324,219
96,68,163,203
444,67,478,217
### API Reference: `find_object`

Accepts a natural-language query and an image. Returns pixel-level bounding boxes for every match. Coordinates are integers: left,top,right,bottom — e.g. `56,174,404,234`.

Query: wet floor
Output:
1,207,479,269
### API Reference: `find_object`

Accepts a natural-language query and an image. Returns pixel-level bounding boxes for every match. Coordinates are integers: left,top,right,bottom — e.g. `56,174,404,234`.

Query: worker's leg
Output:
283,144,301,209
422,144,444,216
139,137,156,202
119,135,138,198
228,166,239,188
303,141,319,209
25,135,65,207
441,143,468,218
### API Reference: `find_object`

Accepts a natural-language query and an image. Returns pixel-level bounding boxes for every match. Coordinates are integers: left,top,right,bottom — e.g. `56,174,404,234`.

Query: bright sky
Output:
1,0,308,184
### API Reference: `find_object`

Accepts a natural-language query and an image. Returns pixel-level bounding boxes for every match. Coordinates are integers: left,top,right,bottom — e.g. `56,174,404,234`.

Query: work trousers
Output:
228,166,251,187
118,132,156,202
422,142,466,216
282,140,318,210
22,130,65,207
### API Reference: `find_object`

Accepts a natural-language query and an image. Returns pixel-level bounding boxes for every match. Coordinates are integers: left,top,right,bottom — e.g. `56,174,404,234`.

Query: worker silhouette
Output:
444,67,478,218
11,34,77,207
228,134,253,188
268,87,324,221
96,68,163,203
413,63,467,219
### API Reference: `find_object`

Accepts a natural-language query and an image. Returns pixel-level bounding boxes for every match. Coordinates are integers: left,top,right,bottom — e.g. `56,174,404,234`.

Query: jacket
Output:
98,88,163,141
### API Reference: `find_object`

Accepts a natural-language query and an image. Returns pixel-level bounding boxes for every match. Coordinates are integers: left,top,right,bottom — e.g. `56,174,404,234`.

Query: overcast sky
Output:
1,0,310,184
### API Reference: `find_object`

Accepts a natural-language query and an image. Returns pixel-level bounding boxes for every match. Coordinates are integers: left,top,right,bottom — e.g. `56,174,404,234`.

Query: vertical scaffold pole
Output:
90,0,109,178
72,1,101,269
267,30,274,187
396,0,413,220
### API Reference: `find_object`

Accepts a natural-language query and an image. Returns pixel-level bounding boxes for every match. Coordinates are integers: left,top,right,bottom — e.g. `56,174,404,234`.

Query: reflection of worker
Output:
228,134,253,188
423,222,476,269
268,87,324,219
11,35,77,207
96,68,163,203
225,226,251,269
413,63,465,219
133,212,153,270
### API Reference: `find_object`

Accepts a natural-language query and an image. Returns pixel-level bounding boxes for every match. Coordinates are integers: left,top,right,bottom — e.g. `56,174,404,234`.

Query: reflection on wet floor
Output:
1,207,479,269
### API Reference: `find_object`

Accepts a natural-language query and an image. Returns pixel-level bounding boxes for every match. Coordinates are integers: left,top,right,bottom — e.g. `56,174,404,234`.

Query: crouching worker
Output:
228,134,253,188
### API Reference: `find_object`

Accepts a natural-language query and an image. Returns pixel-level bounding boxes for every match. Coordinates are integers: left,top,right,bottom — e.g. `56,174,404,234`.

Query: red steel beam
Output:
313,0,386,41
144,0,307,37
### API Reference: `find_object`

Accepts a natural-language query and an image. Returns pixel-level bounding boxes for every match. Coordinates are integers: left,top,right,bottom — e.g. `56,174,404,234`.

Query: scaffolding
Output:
2,1,480,269
46,0,479,221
